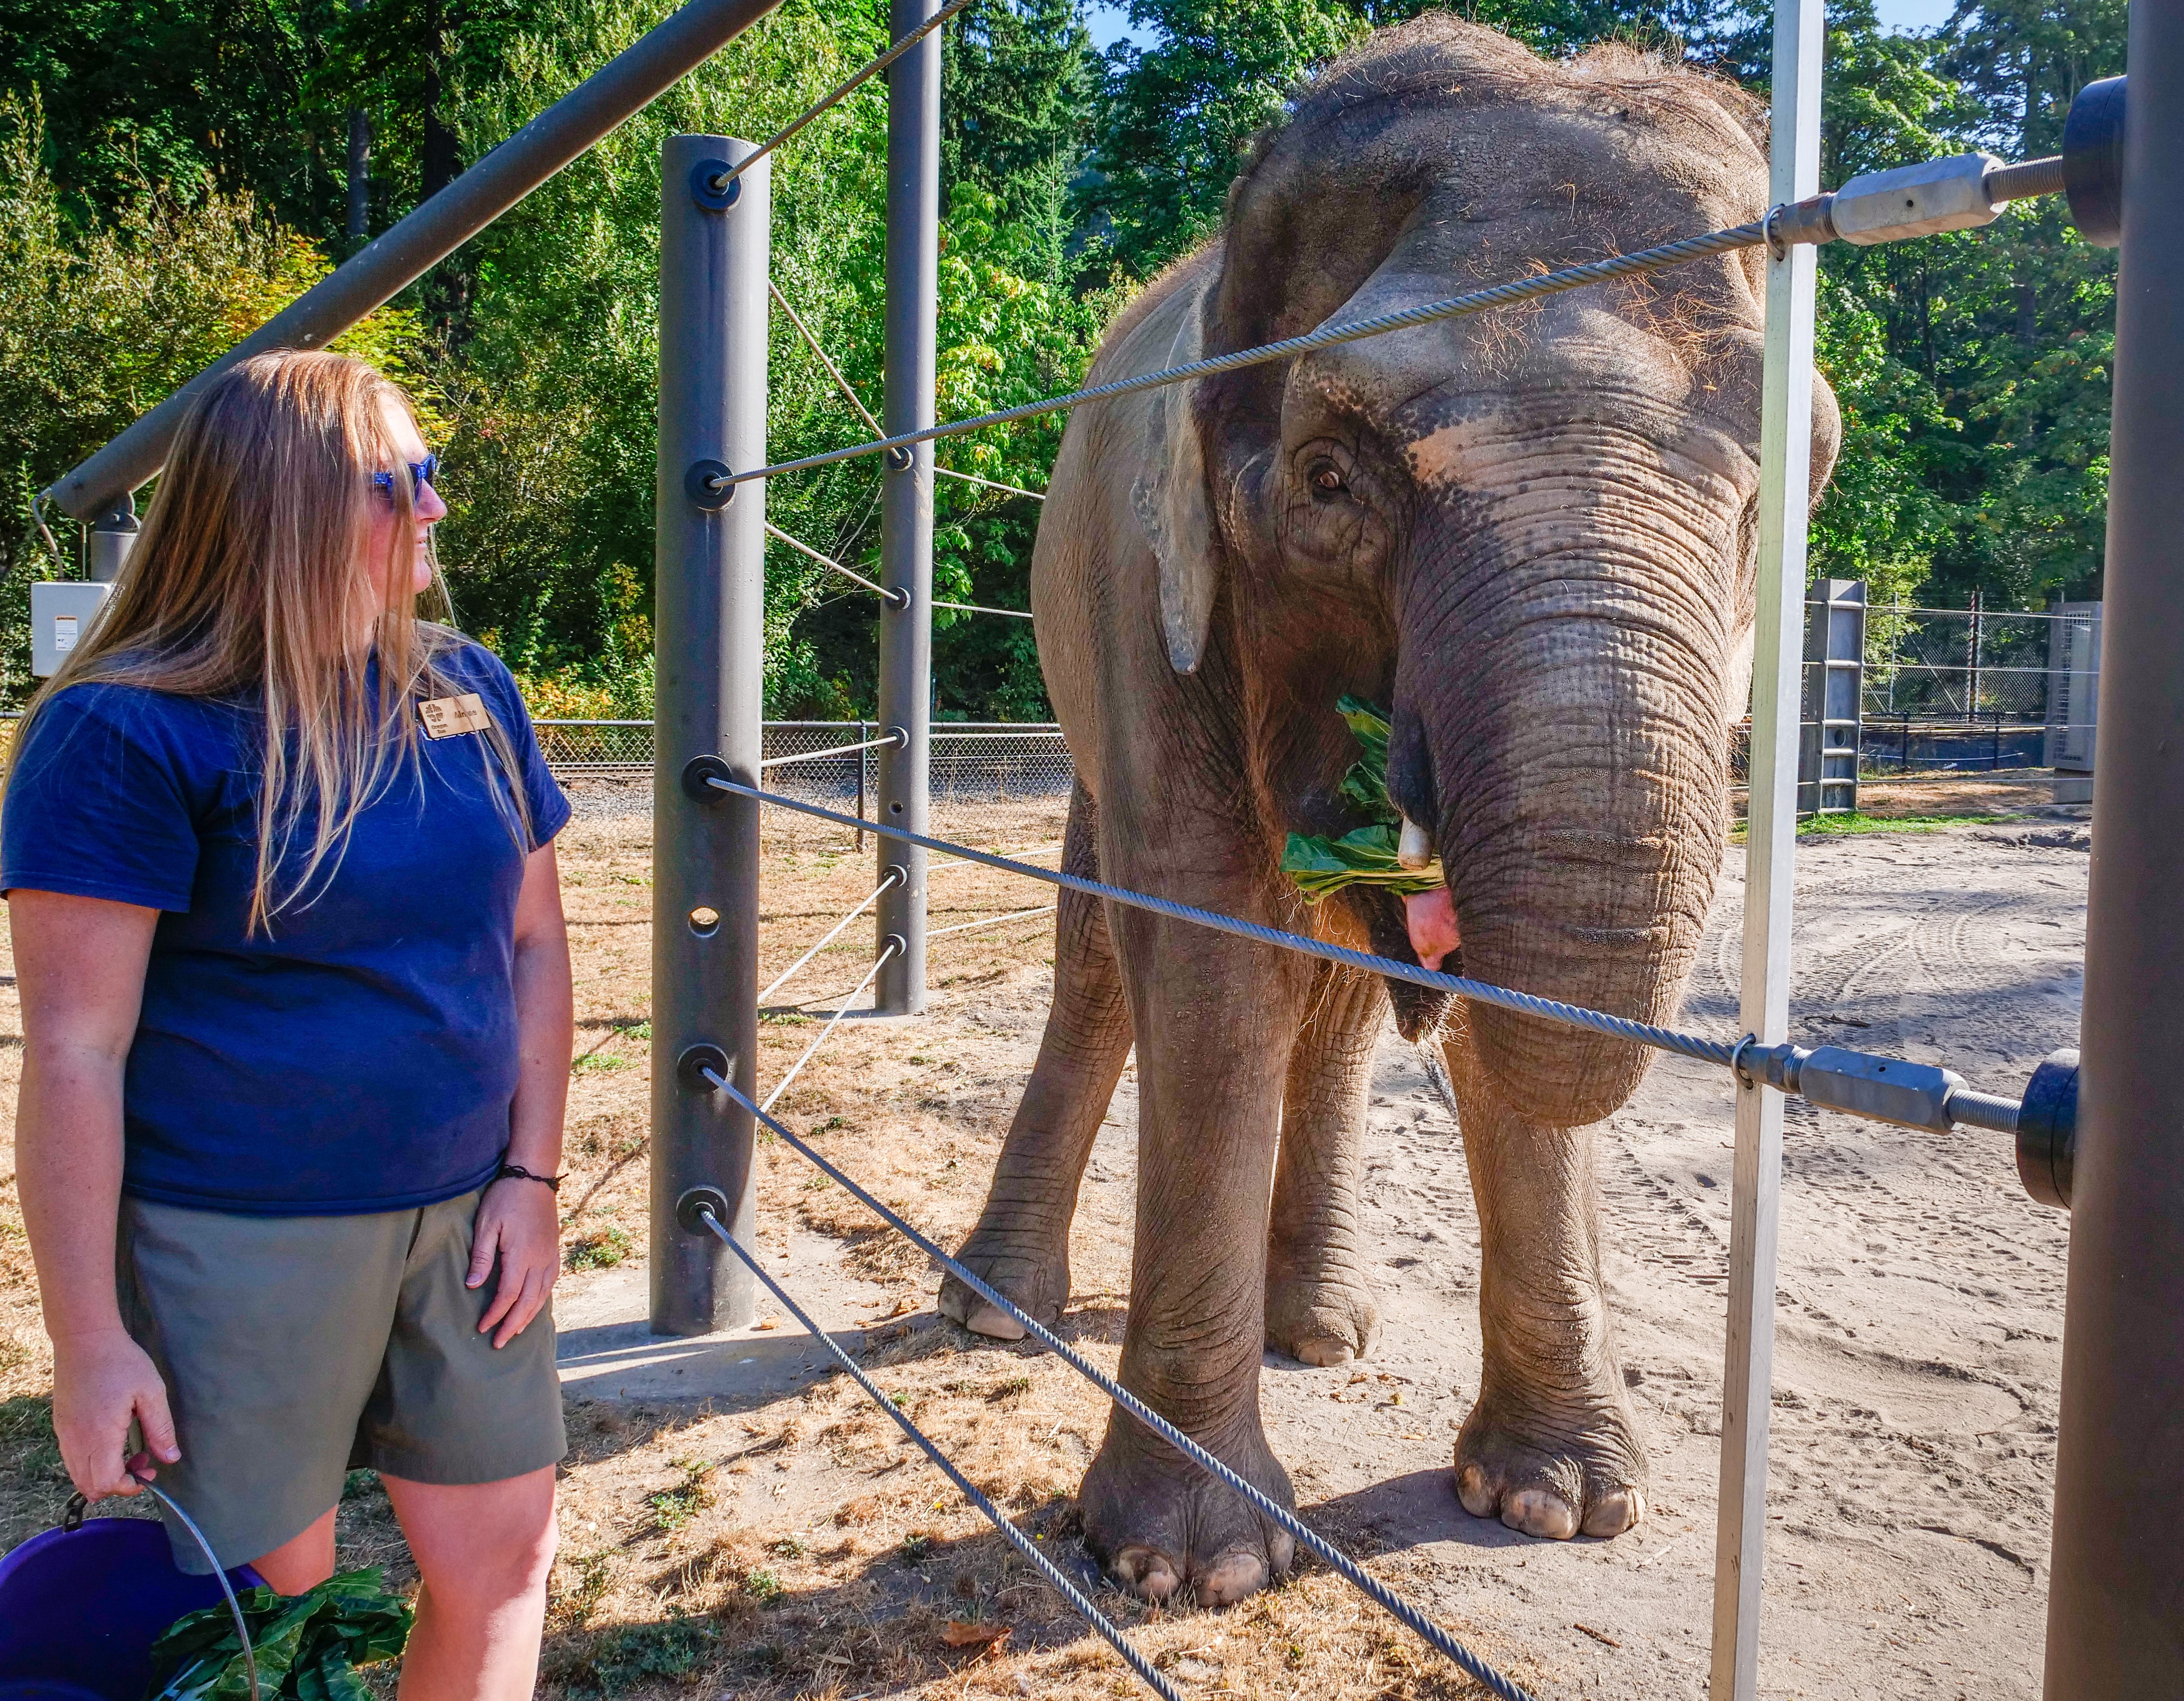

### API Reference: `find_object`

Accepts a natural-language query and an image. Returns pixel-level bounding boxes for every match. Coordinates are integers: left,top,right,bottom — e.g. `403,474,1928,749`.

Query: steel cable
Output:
761,936,899,1114
759,869,902,1004
723,222,1769,488
770,280,1045,502
696,1067,1537,1701
713,0,973,191
686,1203,1186,1701
706,775,1739,1069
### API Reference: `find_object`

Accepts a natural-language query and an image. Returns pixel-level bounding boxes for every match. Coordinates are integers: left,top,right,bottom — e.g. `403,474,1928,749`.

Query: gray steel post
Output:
651,134,768,1337
873,0,940,1015
85,494,137,584
2043,11,2184,1694
42,0,782,523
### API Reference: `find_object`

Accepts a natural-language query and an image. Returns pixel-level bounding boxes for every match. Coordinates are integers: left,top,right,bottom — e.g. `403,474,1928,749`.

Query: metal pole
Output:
2044,8,2184,1692
85,494,137,584
1708,0,1821,1692
651,134,768,1337
41,0,782,522
873,0,939,1016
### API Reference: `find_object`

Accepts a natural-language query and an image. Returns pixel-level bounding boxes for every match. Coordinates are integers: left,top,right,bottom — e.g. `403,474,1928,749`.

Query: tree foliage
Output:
0,0,2126,717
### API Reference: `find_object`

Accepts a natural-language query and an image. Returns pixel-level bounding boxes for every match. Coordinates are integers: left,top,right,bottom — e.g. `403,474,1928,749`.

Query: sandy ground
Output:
0,783,2087,1699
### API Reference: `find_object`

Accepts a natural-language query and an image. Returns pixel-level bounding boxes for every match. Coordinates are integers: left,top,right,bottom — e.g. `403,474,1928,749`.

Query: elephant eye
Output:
1307,460,1348,497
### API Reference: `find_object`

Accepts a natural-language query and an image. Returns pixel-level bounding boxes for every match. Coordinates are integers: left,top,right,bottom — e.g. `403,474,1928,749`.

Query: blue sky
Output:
1084,0,1961,55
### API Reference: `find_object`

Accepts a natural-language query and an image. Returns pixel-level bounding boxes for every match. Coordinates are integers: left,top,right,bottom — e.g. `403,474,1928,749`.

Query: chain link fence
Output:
539,719,1076,805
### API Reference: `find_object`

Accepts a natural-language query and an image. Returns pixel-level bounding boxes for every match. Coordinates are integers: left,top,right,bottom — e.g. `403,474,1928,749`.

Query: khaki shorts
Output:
117,1188,567,1575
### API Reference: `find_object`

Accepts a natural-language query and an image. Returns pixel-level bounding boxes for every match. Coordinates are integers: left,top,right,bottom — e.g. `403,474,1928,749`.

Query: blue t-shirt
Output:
0,638,570,1215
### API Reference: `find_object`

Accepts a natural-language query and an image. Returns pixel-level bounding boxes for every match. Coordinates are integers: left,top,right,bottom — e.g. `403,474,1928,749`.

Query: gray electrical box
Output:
31,581,114,677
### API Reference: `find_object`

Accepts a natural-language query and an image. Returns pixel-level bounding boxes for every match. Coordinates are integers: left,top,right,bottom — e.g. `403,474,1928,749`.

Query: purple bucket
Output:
0,1517,264,1701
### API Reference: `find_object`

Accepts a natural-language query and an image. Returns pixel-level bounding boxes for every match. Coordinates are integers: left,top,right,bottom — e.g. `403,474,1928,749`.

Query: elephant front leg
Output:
940,784,1132,1338
1265,965,1386,1366
1080,913,1307,1605
1442,1016,1648,1540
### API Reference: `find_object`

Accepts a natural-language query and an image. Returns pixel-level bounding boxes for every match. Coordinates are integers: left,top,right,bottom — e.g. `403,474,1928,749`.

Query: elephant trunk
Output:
1389,512,1732,1129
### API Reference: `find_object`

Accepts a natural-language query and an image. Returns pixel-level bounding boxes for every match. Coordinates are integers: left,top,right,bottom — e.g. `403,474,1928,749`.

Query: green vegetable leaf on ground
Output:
147,1567,410,1701
1282,697,1445,901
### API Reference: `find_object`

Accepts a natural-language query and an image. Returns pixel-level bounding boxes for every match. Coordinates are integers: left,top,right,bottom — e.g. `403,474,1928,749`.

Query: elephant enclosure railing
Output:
36,0,2168,1690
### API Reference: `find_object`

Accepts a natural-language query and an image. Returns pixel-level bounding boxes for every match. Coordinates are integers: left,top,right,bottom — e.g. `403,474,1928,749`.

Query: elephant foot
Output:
1265,1258,1380,1367
936,1231,1070,1342
1080,1419,1297,1605
1452,1384,1647,1541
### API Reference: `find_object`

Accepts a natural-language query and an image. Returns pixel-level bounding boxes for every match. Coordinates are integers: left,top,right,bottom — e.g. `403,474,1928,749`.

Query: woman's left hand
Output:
469,1178,562,1348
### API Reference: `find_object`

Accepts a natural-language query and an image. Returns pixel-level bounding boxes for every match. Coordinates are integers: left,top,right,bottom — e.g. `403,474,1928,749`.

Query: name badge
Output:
419,693,494,739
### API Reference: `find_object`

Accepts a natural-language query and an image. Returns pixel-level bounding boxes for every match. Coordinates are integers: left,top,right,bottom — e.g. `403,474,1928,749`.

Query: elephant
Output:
935,16,1839,1604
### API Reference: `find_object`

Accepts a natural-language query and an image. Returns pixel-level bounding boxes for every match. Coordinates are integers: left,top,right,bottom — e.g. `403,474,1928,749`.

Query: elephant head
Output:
1140,19,1839,1126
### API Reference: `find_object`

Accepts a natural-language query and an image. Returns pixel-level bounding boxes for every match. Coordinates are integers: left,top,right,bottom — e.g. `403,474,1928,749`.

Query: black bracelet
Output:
495,1162,563,1193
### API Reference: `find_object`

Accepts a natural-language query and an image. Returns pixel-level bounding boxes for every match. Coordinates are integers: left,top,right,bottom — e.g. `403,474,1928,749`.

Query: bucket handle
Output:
64,1466,261,1701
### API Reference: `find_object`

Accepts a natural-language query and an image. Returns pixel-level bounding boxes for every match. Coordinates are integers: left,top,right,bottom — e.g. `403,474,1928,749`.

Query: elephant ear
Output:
1130,298,1218,675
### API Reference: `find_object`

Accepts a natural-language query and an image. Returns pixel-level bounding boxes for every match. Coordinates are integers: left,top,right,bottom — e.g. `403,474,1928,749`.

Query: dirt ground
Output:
0,778,2088,1699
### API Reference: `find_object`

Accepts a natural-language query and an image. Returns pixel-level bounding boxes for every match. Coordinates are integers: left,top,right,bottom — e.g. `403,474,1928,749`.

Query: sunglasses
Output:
370,454,441,501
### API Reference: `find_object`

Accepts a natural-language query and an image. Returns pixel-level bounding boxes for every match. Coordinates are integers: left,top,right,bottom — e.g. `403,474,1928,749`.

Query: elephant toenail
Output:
1581,1487,1645,1537
1503,1488,1579,1540
1455,1464,1497,1518
1294,1337,1355,1367
1195,1551,1267,1605
963,1302,1027,1342
1114,1547,1178,1600
1267,1528,1296,1576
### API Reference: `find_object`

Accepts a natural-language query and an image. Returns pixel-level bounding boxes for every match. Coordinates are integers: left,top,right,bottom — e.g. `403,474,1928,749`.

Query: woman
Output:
5,351,571,1699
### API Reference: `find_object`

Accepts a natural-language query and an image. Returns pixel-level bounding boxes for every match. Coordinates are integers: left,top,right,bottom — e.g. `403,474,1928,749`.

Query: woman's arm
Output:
9,888,180,1499
468,842,573,1347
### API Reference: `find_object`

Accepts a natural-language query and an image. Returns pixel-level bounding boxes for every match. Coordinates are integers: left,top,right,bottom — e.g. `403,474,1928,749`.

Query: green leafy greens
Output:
1281,697,1445,902
147,1567,411,1701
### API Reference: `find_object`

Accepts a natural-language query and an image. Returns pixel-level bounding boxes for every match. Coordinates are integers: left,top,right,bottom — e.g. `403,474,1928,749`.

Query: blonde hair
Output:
17,350,525,933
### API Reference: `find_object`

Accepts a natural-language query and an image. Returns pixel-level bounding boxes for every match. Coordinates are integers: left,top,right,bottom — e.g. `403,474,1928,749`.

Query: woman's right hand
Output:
51,1327,179,1500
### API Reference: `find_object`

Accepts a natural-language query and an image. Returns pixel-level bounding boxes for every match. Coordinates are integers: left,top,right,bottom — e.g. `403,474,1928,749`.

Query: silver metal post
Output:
1709,0,1821,1692
85,494,137,584
873,0,939,1016
651,134,768,1337
2043,11,2184,1693
41,0,782,523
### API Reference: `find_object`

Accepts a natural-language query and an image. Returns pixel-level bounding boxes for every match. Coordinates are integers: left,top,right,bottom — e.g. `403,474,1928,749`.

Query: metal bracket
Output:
681,753,732,800
675,1183,733,1234
677,1041,730,1091
689,158,742,211
2014,1047,2080,1210
685,458,735,509
883,444,913,472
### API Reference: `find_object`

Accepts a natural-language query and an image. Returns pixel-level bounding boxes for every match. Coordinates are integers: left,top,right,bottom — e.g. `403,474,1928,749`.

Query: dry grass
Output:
0,786,1519,1700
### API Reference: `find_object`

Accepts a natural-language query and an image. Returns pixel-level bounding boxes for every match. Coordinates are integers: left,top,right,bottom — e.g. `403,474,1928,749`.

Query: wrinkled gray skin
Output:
936,18,1838,1604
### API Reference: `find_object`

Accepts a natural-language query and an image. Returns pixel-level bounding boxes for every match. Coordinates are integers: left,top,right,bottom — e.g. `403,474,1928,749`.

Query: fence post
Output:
1709,0,1820,1692
873,0,939,1016
2044,5,2184,1682
650,133,767,1337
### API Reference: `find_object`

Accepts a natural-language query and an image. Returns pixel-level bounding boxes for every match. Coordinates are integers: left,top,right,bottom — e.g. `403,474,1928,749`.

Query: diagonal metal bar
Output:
766,521,904,604
770,279,1044,502
687,1203,1185,1701
770,278,884,436
711,0,973,191
929,904,1055,937
759,870,902,1004
759,731,904,770
724,223,1770,487
761,937,898,1114
697,1071,1538,1701
933,599,1034,620
935,466,1046,501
